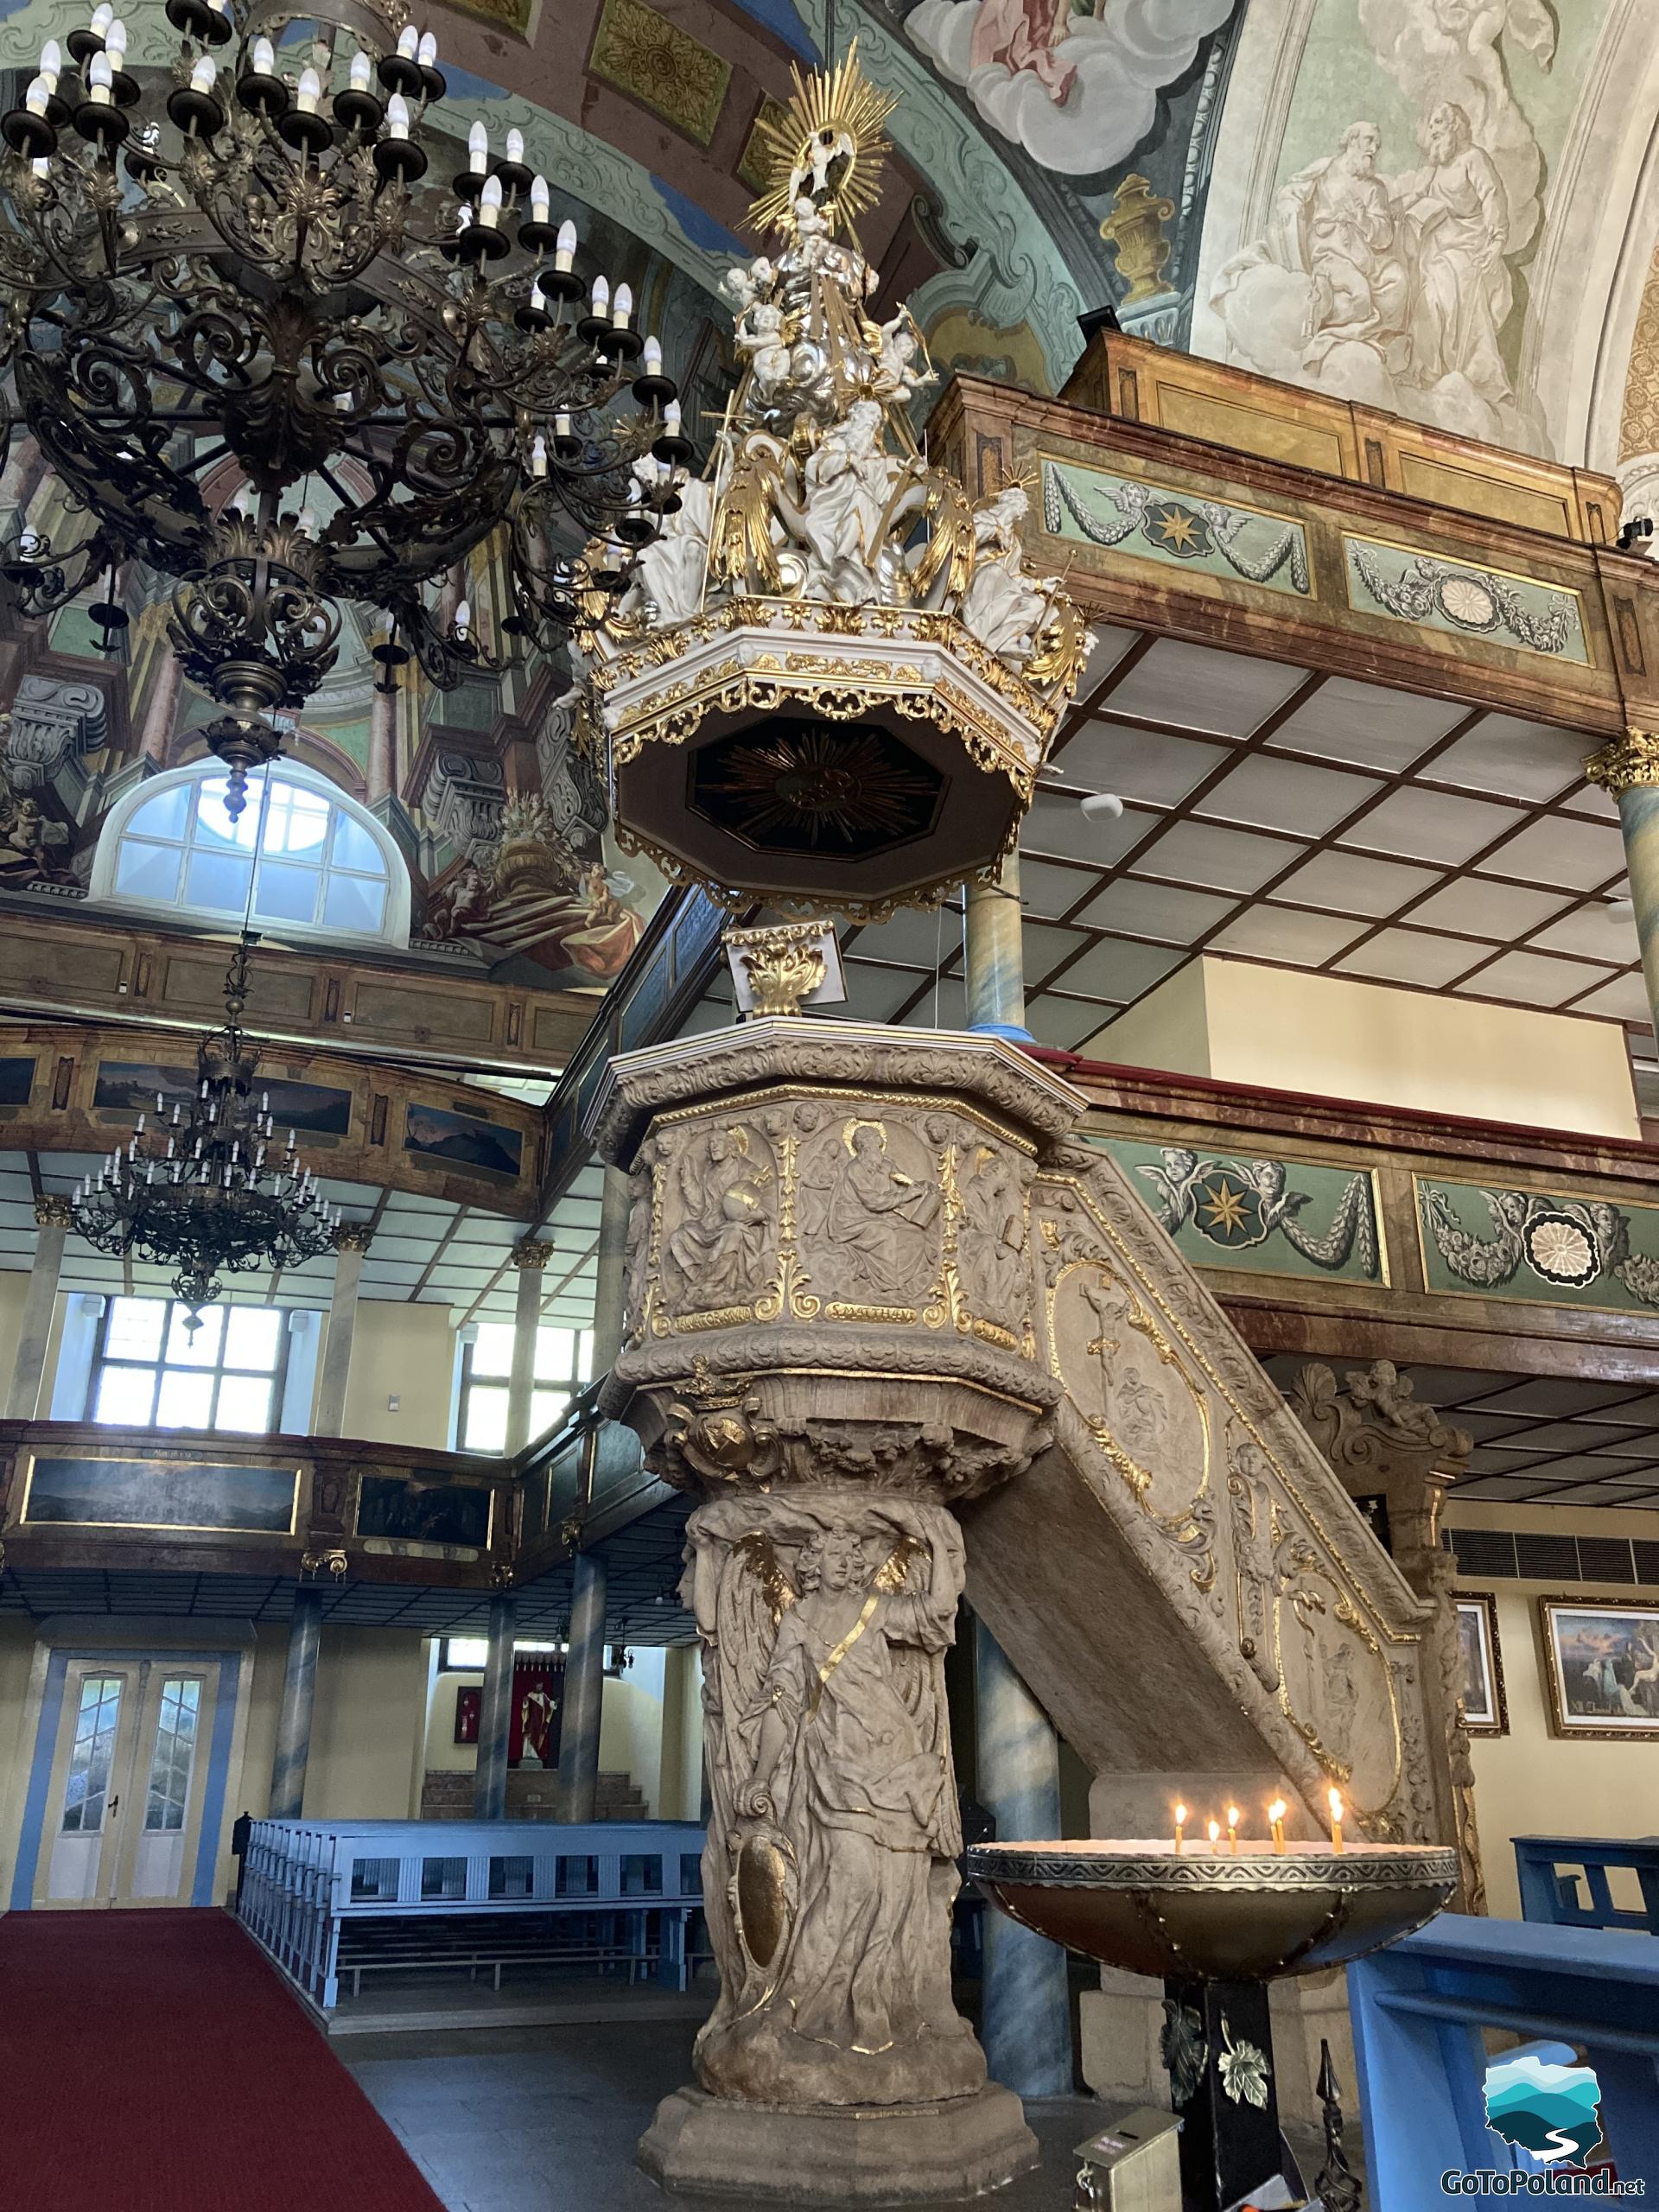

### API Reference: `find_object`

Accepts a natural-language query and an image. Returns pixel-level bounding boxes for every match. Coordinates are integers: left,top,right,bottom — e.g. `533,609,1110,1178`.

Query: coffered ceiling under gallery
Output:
0,1153,607,1328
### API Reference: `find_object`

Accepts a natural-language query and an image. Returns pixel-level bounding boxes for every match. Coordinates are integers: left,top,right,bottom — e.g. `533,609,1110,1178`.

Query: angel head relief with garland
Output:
578,47,1090,701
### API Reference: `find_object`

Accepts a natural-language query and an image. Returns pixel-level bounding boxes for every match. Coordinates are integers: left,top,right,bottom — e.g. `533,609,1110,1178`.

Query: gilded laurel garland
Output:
0,0,686,810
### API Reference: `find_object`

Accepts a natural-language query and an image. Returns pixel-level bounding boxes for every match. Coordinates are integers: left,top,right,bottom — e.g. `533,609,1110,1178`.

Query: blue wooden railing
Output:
1348,1915,1659,2209
241,1815,707,2011
1514,1834,1659,1936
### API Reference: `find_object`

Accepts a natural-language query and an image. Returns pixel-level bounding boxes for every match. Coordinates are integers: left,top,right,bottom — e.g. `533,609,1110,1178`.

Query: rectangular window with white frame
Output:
454,1322,593,1453
85,1296,296,1433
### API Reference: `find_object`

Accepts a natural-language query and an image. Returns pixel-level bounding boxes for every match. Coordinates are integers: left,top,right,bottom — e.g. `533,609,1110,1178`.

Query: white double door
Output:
40,1657,216,1908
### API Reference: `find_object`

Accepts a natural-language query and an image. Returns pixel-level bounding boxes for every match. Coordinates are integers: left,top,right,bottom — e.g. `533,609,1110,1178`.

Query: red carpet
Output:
0,1910,448,2212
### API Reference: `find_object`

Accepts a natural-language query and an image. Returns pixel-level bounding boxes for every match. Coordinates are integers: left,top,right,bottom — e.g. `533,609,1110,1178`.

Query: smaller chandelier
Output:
70,932,339,1321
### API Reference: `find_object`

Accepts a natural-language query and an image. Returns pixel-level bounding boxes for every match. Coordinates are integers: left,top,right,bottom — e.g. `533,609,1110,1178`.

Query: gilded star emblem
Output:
1200,1179,1249,1236
1151,504,1202,553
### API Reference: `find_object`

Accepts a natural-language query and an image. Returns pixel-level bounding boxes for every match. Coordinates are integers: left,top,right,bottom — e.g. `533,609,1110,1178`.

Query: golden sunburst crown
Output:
747,41,899,239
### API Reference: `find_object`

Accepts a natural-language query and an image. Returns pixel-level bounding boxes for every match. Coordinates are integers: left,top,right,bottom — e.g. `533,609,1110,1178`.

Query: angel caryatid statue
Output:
683,1492,983,2107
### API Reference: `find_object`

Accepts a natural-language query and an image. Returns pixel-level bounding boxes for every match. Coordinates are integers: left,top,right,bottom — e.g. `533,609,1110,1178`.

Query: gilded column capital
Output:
510,1238,556,1273
34,1193,73,1230
331,1223,376,1255
1585,728,1659,795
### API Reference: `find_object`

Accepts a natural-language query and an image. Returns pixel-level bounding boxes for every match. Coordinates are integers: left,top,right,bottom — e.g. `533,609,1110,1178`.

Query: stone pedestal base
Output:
637,2083,1039,2204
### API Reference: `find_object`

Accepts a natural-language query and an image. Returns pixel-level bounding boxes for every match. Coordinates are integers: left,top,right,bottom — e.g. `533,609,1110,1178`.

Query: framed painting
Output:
1453,1592,1507,1737
1538,1598,1659,1741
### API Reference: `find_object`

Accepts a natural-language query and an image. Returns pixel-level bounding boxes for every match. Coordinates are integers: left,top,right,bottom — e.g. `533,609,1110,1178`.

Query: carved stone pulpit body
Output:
593,1020,1083,2202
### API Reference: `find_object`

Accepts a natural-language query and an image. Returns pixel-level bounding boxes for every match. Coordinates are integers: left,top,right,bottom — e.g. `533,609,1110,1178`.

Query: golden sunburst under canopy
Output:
747,40,899,238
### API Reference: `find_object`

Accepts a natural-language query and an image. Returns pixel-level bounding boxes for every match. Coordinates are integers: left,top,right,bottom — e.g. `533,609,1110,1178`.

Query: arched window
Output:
91,760,410,945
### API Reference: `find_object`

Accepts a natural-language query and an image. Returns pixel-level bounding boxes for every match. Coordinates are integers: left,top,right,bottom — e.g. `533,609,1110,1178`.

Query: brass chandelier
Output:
0,0,690,810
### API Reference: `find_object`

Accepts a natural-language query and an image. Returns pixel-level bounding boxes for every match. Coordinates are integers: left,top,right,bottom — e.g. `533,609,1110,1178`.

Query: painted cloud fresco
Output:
906,0,1235,175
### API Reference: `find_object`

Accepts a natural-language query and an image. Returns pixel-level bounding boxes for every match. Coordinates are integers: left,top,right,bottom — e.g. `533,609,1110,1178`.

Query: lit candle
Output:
1328,1788,1344,1854
1173,1802,1185,1855
251,35,274,74
612,282,632,329
530,432,547,478
86,53,112,103
349,48,372,91
188,54,216,94
554,218,575,272
467,118,487,174
23,73,50,115
296,65,321,112
505,126,523,164
1268,1798,1287,1855
397,23,418,57
589,273,609,317
529,173,549,224
1227,1805,1240,1855
1208,1818,1221,1856
417,31,437,67
478,175,502,228
386,92,410,138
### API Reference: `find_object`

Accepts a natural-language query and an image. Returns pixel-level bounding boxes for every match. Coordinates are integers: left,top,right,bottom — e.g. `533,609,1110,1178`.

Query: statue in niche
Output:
806,1120,942,1301
664,1124,774,1307
683,1492,982,2105
957,1144,1027,1319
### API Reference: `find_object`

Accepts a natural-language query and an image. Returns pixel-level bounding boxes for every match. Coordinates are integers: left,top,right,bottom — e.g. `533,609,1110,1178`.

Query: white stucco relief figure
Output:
906,0,1236,176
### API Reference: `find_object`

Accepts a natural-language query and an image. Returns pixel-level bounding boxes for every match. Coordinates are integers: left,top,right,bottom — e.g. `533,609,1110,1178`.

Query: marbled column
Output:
6,1196,71,1420
473,1588,518,1821
313,1225,374,1438
556,1550,607,1824
137,637,184,766
1589,734,1659,1040
269,1585,325,1821
963,852,1031,1042
974,1621,1074,2097
506,1240,555,1452
590,1166,632,1375
367,680,397,805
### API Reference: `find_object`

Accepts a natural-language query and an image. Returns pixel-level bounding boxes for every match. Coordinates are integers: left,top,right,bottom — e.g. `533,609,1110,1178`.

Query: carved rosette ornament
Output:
574,47,1092,923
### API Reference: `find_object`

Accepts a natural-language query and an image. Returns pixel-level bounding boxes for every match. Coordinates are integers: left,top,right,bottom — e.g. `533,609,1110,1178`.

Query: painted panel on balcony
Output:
93,1059,353,1138
17,1454,299,1535
1344,537,1590,664
1042,459,1312,596
0,1055,35,1113
1093,1136,1384,1283
1417,1178,1659,1313
356,1476,493,1551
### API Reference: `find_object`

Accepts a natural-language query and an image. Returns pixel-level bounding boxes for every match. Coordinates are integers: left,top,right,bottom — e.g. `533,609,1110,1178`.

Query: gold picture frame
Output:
1537,1595,1659,1742
1453,1592,1507,1737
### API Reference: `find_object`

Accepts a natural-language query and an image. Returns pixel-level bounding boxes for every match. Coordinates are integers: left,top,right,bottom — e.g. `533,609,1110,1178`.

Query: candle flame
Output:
1268,1798,1287,1824
1227,1805,1240,1827
1328,1789,1343,1820
1207,1819,1220,1843
1173,1803,1186,1825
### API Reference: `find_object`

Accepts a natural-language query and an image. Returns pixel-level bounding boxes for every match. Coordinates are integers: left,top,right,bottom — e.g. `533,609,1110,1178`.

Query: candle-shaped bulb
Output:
640,334,663,378
349,48,371,90
387,91,410,137
529,172,550,223
208,0,229,14
24,73,50,114
251,34,274,73
479,174,502,226
612,281,632,328
105,19,126,65
467,117,487,173
189,54,216,93
296,64,321,111
40,38,61,80
1208,1818,1222,1854
505,126,523,164
397,22,418,56
454,598,470,636
663,397,683,438
589,272,608,315
90,3,113,34
87,53,112,99
554,409,572,440
555,217,575,270
417,29,437,67
529,275,547,316
1327,1788,1344,1853
530,432,548,477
